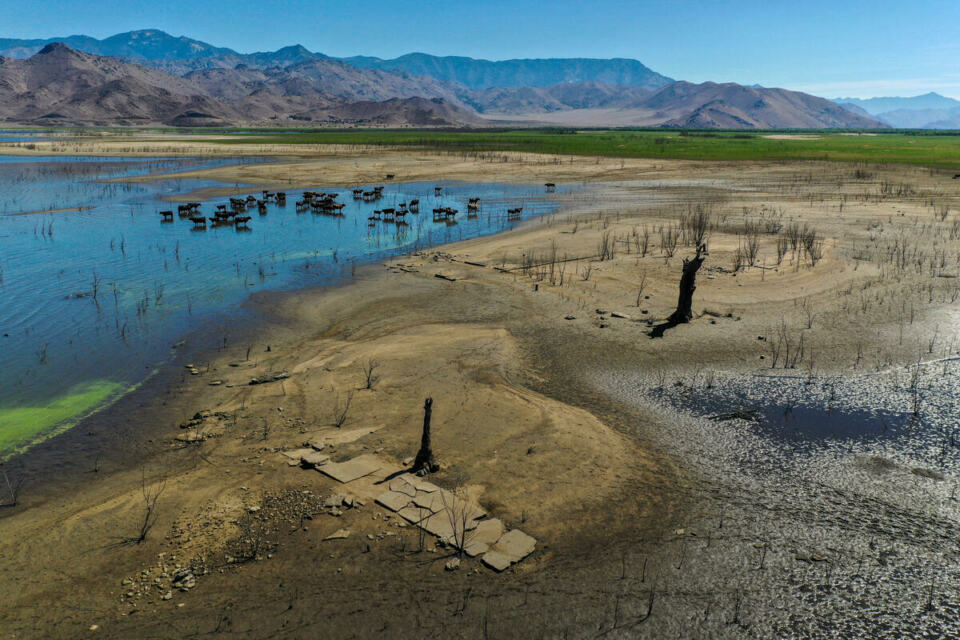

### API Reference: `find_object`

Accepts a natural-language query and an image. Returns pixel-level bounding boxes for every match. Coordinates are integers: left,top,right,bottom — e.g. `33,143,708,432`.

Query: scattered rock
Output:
610,312,630,319
323,494,344,508
324,528,351,541
249,371,290,385
564,315,576,320
171,569,197,591
445,558,461,571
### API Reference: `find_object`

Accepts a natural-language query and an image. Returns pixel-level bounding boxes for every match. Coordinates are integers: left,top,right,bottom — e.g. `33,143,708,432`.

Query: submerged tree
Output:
651,244,708,338
412,397,439,474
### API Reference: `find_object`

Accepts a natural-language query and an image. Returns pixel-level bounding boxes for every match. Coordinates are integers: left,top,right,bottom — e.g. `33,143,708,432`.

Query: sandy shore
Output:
2,149,959,637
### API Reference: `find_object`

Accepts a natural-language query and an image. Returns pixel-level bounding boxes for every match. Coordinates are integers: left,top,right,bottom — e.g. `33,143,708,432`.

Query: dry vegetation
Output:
2,149,959,637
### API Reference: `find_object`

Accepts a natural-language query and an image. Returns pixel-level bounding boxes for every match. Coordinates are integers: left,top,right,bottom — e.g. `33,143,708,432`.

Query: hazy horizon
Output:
3,0,960,100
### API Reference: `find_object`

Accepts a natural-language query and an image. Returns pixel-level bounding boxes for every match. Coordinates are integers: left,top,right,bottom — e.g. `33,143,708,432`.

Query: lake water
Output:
0,154,569,455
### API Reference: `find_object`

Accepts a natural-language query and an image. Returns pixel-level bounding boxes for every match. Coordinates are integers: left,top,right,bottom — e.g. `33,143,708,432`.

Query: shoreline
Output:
3,148,959,637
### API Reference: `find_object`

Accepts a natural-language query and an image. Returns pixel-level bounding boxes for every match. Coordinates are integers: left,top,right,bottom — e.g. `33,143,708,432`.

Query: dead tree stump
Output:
412,397,439,474
651,244,707,337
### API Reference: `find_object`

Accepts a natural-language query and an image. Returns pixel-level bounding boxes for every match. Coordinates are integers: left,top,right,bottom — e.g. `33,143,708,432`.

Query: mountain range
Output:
833,92,960,129
0,29,888,129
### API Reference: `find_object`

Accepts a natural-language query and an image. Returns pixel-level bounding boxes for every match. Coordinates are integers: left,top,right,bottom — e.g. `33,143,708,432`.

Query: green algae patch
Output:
0,380,125,458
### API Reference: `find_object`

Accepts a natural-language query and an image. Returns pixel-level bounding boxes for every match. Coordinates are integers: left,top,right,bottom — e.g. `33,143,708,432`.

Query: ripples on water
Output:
0,154,569,454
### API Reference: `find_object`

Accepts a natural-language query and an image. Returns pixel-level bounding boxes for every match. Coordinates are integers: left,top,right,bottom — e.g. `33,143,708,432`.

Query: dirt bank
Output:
2,152,959,638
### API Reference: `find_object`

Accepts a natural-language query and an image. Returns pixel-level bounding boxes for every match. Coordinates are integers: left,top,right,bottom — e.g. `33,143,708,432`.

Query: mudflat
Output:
2,147,959,638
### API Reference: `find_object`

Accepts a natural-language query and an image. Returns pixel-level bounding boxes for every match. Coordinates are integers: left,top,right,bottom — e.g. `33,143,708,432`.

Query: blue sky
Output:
3,0,960,98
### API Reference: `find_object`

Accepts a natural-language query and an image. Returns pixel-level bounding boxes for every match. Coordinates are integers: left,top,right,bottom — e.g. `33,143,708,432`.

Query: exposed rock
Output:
171,569,197,591
324,528,351,541
323,494,344,508
249,371,290,385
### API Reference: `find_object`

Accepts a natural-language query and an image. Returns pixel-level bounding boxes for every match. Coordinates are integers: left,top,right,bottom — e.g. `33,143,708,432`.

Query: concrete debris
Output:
481,551,513,572
491,529,537,563
300,451,330,467
316,455,382,483
375,490,412,512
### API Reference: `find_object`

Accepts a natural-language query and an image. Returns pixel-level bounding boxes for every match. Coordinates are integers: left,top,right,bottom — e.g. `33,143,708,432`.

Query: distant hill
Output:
0,43,237,126
0,30,236,63
0,45,480,127
650,82,885,129
833,93,960,128
340,53,674,91
834,92,960,116
466,82,653,114
0,32,890,130
0,30,673,91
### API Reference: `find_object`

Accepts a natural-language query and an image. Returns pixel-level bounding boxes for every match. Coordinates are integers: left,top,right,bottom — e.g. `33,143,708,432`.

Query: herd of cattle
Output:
158,183,557,231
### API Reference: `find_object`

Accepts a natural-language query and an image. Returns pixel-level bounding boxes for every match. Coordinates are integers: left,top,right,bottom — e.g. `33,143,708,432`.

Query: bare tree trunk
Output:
669,244,707,324
652,244,707,338
412,397,439,474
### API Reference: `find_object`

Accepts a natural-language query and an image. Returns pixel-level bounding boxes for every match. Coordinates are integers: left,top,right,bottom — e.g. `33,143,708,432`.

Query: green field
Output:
204,129,960,166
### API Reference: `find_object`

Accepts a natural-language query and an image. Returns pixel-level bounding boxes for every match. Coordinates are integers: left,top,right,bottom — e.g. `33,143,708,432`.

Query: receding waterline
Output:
0,154,571,455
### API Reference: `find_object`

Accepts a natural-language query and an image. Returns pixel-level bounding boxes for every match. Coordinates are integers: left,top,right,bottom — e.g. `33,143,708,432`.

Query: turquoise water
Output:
0,154,567,454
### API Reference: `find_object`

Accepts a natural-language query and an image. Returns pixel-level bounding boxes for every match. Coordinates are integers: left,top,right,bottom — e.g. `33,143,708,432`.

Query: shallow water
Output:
636,363,960,467
0,155,570,455
0,129,55,144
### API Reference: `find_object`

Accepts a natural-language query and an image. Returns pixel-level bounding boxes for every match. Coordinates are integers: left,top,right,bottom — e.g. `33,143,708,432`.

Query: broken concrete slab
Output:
481,551,513,572
462,518,505,557
492,529,537,563
412,491,447,513
420,510,482,541
413,480,441,493
420,512,457,539
388,476,418,498
301,451,330,467
375,490,413,513
396,505,431,524
280,448,314,461
317,455,383,484
470,519,505,546
308,425,383,449
463,541,489,558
